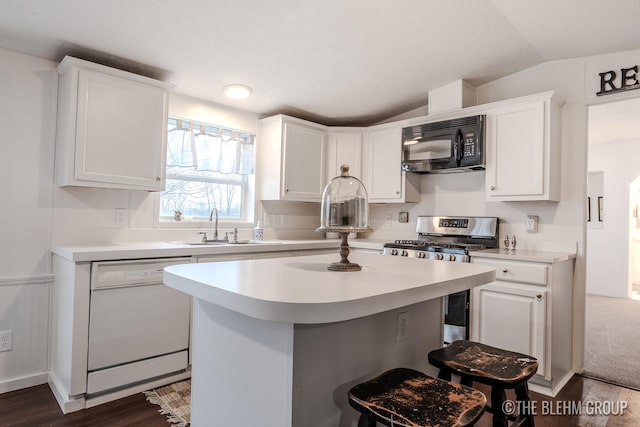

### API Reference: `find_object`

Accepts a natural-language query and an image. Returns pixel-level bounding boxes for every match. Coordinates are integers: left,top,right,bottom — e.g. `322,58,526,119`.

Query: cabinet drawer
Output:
472,258,548,285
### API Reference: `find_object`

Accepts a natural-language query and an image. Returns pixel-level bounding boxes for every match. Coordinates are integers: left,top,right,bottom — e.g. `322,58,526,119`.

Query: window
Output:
159,117,255,223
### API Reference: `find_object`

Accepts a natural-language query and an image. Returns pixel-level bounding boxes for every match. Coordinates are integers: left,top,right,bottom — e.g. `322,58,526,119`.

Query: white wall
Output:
0,49,56,392
587,140,640,298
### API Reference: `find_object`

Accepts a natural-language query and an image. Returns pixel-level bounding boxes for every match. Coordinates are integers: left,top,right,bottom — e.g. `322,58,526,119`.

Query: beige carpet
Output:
584,294,640,390
144,380,191,426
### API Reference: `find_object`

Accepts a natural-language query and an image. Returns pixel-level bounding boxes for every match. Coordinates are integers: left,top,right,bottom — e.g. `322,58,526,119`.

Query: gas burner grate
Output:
386,240,487,254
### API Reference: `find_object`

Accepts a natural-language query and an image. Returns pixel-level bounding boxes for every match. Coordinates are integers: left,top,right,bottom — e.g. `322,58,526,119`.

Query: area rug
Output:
583,294,640,390
144,380,191,426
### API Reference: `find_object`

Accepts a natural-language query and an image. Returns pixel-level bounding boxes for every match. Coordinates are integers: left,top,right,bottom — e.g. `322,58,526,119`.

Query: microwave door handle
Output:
454,130,464,166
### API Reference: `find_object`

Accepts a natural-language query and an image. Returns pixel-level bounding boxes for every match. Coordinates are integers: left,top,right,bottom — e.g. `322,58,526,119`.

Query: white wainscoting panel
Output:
0,275,52,393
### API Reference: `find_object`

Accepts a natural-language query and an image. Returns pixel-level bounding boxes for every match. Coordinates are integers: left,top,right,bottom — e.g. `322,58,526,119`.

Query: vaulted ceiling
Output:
2,0,640,126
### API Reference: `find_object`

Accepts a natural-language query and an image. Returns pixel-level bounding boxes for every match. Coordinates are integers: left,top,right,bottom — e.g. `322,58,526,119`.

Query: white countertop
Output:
163,252,496,324
50,239,385,262
50,239,340,262
469,248,576,263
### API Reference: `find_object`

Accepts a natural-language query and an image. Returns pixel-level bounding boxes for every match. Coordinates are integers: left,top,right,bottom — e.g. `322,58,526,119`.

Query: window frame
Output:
155,116,256,228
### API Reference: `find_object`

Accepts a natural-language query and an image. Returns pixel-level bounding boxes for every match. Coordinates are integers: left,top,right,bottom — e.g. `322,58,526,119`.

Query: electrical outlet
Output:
397,312,409,342
0,330,13,352
385,214,392,225
526,215,539,233
114,208,128,226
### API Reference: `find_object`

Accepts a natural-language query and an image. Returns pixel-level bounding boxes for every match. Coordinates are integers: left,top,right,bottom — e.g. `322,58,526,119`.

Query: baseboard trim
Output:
529,370,575,397
550,370,575,396
0,372,48,394
48,372,85,414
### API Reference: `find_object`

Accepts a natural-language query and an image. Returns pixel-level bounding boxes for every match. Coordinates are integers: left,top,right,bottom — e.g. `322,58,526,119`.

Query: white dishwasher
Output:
86,258,192,394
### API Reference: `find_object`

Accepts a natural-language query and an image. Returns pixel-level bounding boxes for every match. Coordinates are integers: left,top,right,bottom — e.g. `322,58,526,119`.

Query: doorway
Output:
584,97,640,390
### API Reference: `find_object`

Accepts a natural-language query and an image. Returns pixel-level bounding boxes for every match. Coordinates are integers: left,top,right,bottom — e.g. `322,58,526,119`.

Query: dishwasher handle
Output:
91,258,192,290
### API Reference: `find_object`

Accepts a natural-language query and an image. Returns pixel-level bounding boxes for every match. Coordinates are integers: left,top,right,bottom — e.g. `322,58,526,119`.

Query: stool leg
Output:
515,383,535,427
358,413,376,427
460,374,473,387
490,387,508,427
437,368,452,381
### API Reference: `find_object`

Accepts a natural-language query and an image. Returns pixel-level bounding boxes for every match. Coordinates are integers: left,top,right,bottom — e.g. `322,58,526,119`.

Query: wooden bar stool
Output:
428,341,538,427
348,367,487,427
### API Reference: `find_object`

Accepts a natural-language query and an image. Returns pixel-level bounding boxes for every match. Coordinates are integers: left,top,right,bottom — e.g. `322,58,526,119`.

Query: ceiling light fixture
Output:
222,84,252,99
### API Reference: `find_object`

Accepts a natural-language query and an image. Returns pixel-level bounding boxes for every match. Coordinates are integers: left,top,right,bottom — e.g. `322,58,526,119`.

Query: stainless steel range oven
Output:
382,216,498,345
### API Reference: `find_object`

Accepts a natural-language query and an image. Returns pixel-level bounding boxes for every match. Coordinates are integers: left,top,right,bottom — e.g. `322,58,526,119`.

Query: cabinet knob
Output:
490,186,496,190
156,176,161,181
396,190,400,194
502,269,508,273
286,189,289,192
536,294,543,299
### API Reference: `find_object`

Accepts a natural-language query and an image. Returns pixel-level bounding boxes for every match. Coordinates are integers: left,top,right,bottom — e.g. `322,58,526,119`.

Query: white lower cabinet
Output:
471,282,546,375
471,254,575,395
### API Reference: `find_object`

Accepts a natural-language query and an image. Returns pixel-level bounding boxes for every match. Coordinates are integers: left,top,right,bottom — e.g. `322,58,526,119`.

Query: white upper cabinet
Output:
364,124,420,203
484,91,561,201
258,115,327,201
55,56,172,191
326,128,364,182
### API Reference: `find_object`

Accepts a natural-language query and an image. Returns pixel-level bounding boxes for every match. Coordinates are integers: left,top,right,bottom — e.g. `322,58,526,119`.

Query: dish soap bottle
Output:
254,221,263,241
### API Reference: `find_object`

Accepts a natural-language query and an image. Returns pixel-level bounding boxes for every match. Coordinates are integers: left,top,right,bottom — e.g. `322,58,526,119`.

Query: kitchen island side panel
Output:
292,298,442,427
190,300,294,427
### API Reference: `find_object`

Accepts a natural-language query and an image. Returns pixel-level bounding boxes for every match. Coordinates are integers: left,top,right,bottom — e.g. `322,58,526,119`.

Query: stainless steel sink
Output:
169,241,229,246
169,240,282,246
224,240,284,245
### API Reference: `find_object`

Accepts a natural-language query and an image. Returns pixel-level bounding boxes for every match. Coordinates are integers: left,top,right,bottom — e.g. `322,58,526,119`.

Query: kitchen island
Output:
164,252,495,426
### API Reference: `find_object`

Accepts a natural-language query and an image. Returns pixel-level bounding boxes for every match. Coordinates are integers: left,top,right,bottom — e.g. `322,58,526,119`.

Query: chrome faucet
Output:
209,208,219,241
226,227,238,243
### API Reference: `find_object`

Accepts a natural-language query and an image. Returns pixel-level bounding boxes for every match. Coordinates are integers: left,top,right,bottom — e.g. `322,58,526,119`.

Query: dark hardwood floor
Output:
473,374,640,427
0,385,168,427
0,374,638,426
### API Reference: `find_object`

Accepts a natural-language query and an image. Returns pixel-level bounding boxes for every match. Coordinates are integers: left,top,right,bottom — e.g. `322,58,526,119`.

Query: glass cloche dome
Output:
317,164,371,271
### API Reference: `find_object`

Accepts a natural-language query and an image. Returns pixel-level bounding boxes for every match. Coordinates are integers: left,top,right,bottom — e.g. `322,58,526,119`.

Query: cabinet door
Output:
486,100,545,199
282,121,326,200
326,130,363,181
471,282,546,375
74,69,168,190
365,127,403,202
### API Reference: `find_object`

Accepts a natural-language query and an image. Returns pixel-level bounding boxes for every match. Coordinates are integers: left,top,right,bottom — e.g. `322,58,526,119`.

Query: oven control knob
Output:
435,253,443,260
417,252,426,259
448,254,457,261
401,250,409,257
391,249,398,256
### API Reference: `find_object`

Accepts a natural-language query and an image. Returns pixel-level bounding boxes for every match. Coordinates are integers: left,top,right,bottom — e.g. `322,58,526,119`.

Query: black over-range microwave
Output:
401,114,485,173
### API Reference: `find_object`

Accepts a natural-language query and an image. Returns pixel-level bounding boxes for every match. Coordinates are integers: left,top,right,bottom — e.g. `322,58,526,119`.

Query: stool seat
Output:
428,341,538,427
348,368,486,427
428,341,538,387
